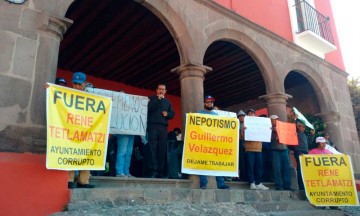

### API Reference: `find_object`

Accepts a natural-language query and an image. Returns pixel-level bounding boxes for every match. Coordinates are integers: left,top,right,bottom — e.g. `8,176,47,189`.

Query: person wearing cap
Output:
67,72,95,189
270,115,293,190
147,84,175,178
236,110,247,181
244,109,269,190
198,95,229,189
55,77,67,86
293,120,315,190
309,137,333,154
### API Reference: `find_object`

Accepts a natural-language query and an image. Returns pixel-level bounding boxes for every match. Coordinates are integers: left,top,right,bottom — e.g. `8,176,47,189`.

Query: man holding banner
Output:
294,120,315,190
197,95,230,189
270,115,293,191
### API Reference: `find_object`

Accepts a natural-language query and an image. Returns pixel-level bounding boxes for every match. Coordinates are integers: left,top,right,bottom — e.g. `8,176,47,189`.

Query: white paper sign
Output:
86,88,148,136
244,116,272,142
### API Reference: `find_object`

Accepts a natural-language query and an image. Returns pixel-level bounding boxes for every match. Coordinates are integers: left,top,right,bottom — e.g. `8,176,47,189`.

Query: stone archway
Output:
203,29,280,94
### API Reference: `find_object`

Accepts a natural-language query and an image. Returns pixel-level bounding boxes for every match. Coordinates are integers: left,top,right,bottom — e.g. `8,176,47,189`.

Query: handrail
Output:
294,1,334,45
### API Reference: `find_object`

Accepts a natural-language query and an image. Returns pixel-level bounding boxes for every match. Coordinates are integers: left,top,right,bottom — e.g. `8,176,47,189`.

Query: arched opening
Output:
203,40,267,113
57,0,182,129
284,71,320,114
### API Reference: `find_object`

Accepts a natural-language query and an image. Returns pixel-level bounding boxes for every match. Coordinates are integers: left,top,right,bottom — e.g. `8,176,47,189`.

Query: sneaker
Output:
256,183,269,190
200,185,206,189
127,174,136,178
116,174,127,177
275,187,283,190
250,183,257,190
77,183,95,189
218,185,230,189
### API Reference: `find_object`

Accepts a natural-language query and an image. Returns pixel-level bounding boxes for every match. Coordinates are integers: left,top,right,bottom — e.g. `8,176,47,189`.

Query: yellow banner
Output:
46,84,112,170
181,113,239,176
300,155,359,206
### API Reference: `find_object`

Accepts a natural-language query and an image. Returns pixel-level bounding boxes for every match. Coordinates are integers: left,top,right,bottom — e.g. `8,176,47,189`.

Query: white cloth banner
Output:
293,107,314,129
86,88,148,136
244,116,272,142
325,144,342,154
213,110,237,118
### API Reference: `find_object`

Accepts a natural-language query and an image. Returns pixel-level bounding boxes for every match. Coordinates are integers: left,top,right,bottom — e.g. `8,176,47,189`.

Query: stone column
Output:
172,64,212,130
259,93,293,121
0,4,72,154
172,64,211,188
315,112,341,150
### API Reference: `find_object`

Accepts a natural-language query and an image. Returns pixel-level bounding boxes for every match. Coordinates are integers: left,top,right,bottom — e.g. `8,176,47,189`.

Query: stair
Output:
60,177,346,215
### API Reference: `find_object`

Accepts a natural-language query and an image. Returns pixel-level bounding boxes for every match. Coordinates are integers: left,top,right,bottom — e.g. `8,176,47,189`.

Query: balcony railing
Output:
294,1,334,45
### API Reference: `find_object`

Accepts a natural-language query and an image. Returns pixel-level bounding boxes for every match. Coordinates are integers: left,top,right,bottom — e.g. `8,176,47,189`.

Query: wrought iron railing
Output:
294,0,334,45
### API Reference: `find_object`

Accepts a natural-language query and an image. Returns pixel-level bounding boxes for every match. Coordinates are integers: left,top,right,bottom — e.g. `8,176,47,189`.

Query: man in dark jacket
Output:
294,120,315,190
147,84,175,178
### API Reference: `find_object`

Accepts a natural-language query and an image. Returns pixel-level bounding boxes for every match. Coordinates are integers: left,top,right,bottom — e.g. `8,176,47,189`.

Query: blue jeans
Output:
246,151,263,185
272,149,292,189
199,175,225,188
115,134,135,175
294,150,307,190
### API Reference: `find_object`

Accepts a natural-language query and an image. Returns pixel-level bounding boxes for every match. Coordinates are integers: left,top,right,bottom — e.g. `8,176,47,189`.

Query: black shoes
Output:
218,185,230,189
77,183,95,189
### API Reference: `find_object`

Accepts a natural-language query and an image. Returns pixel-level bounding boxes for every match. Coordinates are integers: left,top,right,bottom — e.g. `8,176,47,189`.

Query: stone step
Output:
263,209,344,216
69,187,306,208
90,176,193,189
251,200,315,212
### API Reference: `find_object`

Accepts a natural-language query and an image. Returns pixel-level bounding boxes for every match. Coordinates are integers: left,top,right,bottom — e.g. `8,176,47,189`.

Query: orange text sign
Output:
181,113,239,177
300,155,359,206
276,121,298,145
46,83,112,170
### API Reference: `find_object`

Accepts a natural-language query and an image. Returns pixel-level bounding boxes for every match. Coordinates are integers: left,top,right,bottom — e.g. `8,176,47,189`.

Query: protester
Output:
270,115,293,191
259,114,272,182
293,120,315,190
68,72,95,189
147,84,175,178
173,127,182,141
309,137,333,155
244,109,269,190
324,133,337,150
309,137,340,210
115,133,135,178
236,110,247,181
198,95,229,189
55,77,67,86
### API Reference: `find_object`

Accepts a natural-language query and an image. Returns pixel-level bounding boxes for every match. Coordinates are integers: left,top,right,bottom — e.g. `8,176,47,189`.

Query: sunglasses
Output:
205,101,214,104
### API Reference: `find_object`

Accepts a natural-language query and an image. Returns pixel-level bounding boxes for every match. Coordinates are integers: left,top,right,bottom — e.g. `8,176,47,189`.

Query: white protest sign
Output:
244,116,272,142
213,110,237,118
86,88,148,136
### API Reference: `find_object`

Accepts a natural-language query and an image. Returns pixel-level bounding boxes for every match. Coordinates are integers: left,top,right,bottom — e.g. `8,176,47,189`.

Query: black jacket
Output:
147,95,175,126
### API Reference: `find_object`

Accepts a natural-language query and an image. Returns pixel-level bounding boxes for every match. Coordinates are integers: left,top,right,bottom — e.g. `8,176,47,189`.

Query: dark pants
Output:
148,125,168,177
239,140,247,181
294,150,307,190
262,148,272,182
168,141,184,179
272,149,292,189
246,151,263,185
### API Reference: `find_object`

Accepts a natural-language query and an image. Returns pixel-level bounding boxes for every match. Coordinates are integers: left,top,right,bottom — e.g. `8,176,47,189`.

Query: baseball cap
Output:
204,95,215,102
55,77,67,85
72,72,86,84
270,115,279,119
316,137,326,143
